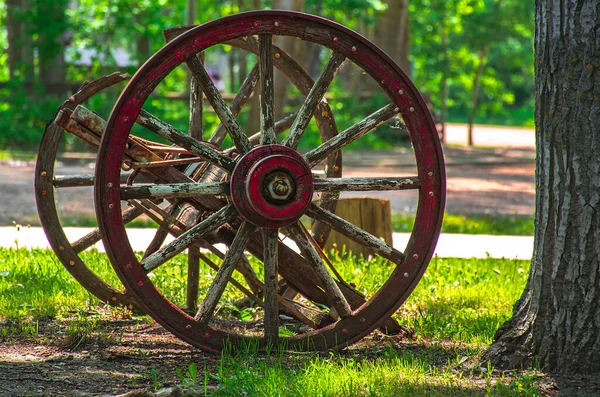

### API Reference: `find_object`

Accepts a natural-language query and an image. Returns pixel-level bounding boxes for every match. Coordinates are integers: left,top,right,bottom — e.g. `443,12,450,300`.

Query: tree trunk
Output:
271,0,306,120
374,0,410,73
36,1,68,97
6,0,23,81
467,46,487,146
483,0,600,375
439,22,448,143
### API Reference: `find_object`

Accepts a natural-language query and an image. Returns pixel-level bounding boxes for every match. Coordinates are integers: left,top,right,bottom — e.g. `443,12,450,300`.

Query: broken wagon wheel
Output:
34,72,145,310
95,11,445,352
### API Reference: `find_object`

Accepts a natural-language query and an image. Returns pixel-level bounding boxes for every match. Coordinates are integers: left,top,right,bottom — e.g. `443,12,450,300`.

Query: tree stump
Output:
324,197,393,258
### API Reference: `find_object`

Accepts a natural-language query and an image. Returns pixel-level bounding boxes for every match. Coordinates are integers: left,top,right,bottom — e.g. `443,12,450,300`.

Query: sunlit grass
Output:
392,212,535,236
0,247,543,396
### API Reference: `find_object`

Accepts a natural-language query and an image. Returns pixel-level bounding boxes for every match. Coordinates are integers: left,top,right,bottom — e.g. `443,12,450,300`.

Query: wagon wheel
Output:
95,11,445,351
35,73,143,310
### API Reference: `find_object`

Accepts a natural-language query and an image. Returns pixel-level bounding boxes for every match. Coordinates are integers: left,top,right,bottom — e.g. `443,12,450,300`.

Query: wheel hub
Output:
230,145,313,228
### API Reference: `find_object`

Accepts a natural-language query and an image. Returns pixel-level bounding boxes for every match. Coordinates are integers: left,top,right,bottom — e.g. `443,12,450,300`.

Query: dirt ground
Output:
0,146,535,227
0,318,216,397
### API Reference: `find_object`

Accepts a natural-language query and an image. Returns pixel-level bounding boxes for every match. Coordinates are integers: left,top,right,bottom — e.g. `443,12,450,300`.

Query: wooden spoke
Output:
186,56,253,153
305,104,399,167
143,225,171,260
259,35,276,145
188,54,204,311
119,181,229,200
286,223,352,319
262,228,279,343
223,112,297,156
189,52,204,141
306,203,405,264
142,205,236,272
136,110,235,172
195,221,257,325
53,172,133,188
209,64,260,146
192,247,263,307
282,51,346,149
314,176,421,192
136,203,265,307
71,206,145,254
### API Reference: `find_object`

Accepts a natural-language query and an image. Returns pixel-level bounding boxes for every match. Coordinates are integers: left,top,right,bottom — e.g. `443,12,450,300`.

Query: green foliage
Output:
410,0,535,127
1,0,535,150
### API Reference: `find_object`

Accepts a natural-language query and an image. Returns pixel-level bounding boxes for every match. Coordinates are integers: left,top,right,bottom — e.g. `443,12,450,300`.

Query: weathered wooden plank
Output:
52,172,132,188
142,205,236,272
195,221,257,325
135,109,235,172
305,104,399,167
282,51,346,149
208,64,259,146
305,203,405,264
259,34,276,145
286,223,352,318
313,176,421,192
262,228,279,343
186,55,253,153
119,181,228,200
54,109,101,148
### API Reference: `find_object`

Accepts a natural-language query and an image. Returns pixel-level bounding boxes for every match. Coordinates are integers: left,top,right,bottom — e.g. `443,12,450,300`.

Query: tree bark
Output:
6,0,23,81
467,46,488,146
374,0,410,72
271,0,306,120
36,1,68,97
484,0,600,375
439,21,448,143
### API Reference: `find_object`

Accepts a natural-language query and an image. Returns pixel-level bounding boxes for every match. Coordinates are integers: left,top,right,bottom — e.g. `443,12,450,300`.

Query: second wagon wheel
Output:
95,11,445,352
35,73,142,310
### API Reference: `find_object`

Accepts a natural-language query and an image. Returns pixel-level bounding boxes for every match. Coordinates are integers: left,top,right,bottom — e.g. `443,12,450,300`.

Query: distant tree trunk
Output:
484,0,600,375
245,0,263,133
272,0,306,120
439,21,448,143
374,0,410,72
36,1,68,97
467,46,488,146
6,0,23,81
237,0,249,88
6,0,34,86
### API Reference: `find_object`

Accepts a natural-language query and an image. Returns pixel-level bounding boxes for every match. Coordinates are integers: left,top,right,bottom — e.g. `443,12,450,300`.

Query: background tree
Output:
484,0,600,374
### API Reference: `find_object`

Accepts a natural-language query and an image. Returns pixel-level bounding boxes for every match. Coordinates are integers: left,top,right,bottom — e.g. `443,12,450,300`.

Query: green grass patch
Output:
0,248,542,395
392,212,534,236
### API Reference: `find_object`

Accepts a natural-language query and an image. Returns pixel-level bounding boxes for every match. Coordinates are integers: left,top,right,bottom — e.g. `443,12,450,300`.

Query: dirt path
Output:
1,318,215,397
0,146,535,227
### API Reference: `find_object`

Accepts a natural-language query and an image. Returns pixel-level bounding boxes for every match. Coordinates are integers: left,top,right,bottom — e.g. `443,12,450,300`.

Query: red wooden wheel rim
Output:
95,10,445,352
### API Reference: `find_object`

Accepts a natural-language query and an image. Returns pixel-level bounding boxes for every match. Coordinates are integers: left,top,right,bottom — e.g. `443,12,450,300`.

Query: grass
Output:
392,212,535,236
0,247,545,395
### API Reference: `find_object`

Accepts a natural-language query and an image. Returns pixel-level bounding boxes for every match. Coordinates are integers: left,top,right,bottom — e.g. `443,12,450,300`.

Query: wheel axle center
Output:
230,145,314,228
265,172,294,202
